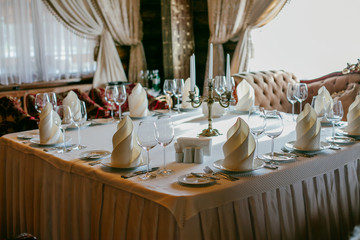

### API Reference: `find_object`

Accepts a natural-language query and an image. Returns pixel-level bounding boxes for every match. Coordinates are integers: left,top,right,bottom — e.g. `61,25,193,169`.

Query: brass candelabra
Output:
188,79,232,137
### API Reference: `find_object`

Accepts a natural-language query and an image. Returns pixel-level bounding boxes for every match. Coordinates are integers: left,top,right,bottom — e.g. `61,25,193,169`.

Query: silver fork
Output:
203,166,239,181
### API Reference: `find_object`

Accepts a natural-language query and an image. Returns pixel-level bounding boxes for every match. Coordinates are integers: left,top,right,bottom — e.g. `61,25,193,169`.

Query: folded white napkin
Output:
39,103,64,144
314,86,333,118
181,78,199,109
111,116,143,167
202,102,225,118
175,137,212,156
63,90,81,121
294,103,321,150
222,117,255,171
235,80,255,111
128,83,149,118
346,95,360,135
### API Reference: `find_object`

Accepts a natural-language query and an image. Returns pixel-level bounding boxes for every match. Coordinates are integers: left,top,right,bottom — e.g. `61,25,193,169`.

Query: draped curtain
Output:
0,0,96,85
95,0,146,85
41,0,128,88
205,0,288,89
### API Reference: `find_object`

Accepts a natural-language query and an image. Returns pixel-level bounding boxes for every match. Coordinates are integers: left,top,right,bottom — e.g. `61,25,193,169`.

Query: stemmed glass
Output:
105,85,118,121
155,116,174,175
248,106,266,160
214,76,226,96
174,78,184,113
295,83,308,113
47,92,57,110
35,93,50,114
73,101,87,150
325,100,343,143
115,85,127,120
311,95,326,120
287,83,297,121
163,79,176,114
54,105,74,153
264,110,284,160
137,121,158,180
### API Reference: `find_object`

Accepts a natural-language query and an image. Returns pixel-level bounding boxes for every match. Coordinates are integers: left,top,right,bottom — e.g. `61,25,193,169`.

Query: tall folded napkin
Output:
314,86,333,117
346,95,360,135
294,103,321,150
39,103,64,144
111,116,143,167
181,78,199,109
222,117,255,171
202,102,225,118
63,90,81,121
128,83,149,117
235,80,255,111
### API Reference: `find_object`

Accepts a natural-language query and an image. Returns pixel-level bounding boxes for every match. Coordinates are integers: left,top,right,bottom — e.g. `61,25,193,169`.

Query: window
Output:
249,0,360,79
0,0,96,85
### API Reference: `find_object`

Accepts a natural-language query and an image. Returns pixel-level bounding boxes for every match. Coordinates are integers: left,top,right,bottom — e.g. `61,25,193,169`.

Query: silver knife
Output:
121,167,159,179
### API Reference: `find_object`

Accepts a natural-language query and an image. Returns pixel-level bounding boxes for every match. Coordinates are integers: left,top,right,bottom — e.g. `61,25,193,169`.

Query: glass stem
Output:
299,101,302,113
292,103,295,121
163,146,166,169
77,125,81,147
332,122,335,139
147,149,150,174
177,97,180,113
119,105,122,120
62,128,66,152
256,136,259,158
271,138,274,160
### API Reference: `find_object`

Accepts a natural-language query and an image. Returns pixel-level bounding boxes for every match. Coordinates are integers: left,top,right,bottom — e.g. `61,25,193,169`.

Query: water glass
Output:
74,101,87,150
55,105,74,153
35,93,50,114
137,121,158,180
295,83,308,113
287,83,297,121
105,85,118,120
163,79,176,113
174,79,184,113
115,85,127,120
248,106,266,160
325,100,343,142
264,110,284,160
155,116,174,175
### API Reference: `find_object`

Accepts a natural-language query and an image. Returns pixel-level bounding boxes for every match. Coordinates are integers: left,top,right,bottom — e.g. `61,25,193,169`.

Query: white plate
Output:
284,141,331,153
80,150,111,160
326,136,356,144
262,152,296,162
30,136,72,147
337,128,360,139
213,158,265,173
67,121,91,129
177,174,216,187
100,158,145,169
17,133,38,140
89,118,114,125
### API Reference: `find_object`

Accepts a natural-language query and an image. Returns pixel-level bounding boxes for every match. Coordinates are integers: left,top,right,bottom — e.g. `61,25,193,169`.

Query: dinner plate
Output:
326,136,356,144
262,152,296,162
177,174,216,187
89,118,114,125
17,133,38,140
337,128,360,139
100,158,145,169
67,121,91,129
80,150,111,160
213,158,265,173
284,141,331,153
30,136,72,147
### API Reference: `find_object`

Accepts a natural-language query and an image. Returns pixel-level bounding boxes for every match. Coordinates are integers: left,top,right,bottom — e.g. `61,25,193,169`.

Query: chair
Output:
232,70,298,113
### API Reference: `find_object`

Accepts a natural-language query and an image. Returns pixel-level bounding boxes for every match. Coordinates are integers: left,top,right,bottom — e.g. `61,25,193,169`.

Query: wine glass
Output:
105,85,118,120
295,83,308,113
264,110,284,160
325,100,343,143
115,85,127,120
137,121,158,180
35,93,50,114
174,78,184,113
311,95,326,120
47,92,57,110
54,105,74,153
155,116,174,175
287,83,297,121
214,76,226,96
248,106,266,160
73,101,87,150
163,79,176,114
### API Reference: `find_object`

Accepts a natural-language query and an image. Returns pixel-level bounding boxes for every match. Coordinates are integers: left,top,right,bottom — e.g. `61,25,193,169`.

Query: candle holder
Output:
188,79,232,137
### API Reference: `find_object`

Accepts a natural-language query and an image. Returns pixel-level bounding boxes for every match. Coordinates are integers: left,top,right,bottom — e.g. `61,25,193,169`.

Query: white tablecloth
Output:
1,111,359,239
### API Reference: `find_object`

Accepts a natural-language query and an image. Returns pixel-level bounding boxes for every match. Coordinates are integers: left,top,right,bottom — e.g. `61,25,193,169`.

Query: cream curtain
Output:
232,0,288,73
96,0,146,85
41,0,127,88
205,0,288,88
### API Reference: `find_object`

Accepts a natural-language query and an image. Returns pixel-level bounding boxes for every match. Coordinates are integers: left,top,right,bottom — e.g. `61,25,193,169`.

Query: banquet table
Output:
0,110,359,240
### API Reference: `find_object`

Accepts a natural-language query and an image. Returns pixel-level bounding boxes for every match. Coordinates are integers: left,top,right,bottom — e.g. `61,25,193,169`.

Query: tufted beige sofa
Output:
301,72,360,120
232,70,298,113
